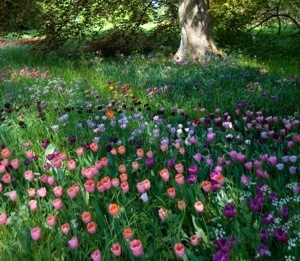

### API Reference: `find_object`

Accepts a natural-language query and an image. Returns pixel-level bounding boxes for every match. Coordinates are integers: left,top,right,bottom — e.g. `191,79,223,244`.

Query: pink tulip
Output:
68,159,77,170
193,153,202,162
82,212,92,224
175,174,185,185
37,187,47,198
136,182,146,193
47,176,55,186
24,170,34,181
84,180,95,193
174,243,185,258
27,188,36,197
87,221,97,234
158,208,168,221
11,158,20,169
29,200,38,211
178,200,186,211
121,182,129,193
9,190,17,201
130,239,143,257
53,157,62,168
61,223,70,234
68,236,79,249
67,187,78,198
111,178,120,187
0,213,7,225
31,227,42,241
47,215,56,226
2,173,11,183
110,243,122,256
40,174,48,184
91,249,101,261
53,186,63,197
190,235,200,246
25,150,34,159
160,168,170,182
1,148,10,158
194,201,204,213
52,198,63,210
167,187,176,198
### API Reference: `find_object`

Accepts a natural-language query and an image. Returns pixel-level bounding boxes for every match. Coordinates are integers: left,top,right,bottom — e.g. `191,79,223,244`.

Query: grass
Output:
0,36,299,260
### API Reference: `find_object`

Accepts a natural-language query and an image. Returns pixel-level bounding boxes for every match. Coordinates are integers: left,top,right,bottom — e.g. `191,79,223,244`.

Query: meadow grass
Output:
0,40,299,261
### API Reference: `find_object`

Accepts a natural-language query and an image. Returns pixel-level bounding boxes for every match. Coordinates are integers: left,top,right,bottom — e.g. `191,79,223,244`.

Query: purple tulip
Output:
261,211,275,225
259,229,269,240
274,228,288,243
212,250,229,261
256,244,271,258
223,203,237,218
188,165,198,176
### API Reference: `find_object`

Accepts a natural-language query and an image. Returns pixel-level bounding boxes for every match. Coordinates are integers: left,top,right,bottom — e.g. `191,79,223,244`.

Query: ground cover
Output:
0,42,299,260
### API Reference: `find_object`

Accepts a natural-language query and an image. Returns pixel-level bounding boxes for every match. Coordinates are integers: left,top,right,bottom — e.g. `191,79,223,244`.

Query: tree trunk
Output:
174,0,223,62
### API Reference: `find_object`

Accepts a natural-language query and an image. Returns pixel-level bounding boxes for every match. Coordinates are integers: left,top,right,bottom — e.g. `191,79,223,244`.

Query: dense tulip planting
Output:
0,42,299,260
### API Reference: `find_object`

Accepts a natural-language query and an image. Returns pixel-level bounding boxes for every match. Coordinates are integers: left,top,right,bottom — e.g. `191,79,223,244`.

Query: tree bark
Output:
174,0,223,62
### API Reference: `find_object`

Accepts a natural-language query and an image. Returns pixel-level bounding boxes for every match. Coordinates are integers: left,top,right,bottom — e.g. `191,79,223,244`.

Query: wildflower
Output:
130,239,143,257
31,227,42,241
174,243,185,258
